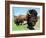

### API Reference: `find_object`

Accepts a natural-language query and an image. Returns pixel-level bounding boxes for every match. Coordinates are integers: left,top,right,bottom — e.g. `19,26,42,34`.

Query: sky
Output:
12,7,40,16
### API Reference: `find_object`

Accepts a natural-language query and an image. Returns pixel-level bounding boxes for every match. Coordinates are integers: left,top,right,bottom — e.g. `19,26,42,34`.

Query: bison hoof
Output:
27,27,35,30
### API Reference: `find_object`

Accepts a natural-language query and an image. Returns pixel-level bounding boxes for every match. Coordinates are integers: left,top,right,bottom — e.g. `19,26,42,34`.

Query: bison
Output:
27,9,38,30
14,15,27,25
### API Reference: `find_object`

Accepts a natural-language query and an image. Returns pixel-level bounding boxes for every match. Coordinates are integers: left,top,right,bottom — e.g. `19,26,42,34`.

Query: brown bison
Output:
14,15,27,25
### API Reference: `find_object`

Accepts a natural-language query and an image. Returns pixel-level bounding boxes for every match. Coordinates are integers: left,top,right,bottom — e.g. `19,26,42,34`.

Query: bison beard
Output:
27,9,38,30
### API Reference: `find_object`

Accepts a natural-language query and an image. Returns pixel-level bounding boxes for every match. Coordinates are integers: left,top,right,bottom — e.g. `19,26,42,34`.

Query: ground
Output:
12,17,40,31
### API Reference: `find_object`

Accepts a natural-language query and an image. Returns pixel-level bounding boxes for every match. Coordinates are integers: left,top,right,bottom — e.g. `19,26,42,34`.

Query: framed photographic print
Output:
5,1,45,37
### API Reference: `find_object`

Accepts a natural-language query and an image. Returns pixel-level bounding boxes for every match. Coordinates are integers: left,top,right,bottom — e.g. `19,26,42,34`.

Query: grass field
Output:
12,17,40,31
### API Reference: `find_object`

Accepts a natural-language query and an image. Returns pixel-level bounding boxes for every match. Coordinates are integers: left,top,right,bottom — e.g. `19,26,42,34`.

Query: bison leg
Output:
27,22,35,30
16,23,19,25
14,20,19,26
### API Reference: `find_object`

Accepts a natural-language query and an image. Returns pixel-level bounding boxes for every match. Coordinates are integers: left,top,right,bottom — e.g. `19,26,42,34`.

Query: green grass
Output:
12,18,28,31
12,17,40,31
